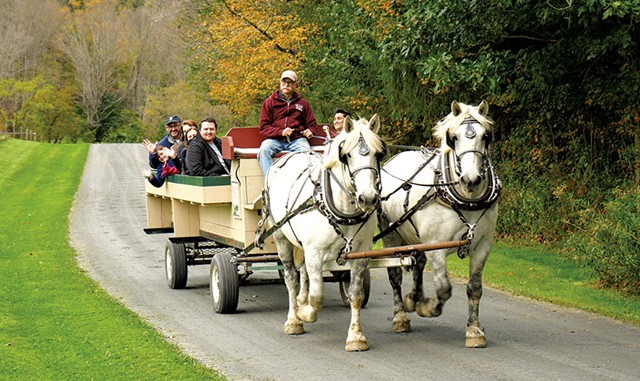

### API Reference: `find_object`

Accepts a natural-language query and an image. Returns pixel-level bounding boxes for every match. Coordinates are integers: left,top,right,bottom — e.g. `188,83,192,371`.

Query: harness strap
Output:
381,148,438,201
326,168,354,199
451,203,490,259
374,187,437,242
249,196,316,254
249,152,320,254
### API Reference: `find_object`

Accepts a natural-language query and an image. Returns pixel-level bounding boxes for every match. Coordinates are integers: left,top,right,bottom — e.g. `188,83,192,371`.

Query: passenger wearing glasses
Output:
142,115,184,168
257,70,318,175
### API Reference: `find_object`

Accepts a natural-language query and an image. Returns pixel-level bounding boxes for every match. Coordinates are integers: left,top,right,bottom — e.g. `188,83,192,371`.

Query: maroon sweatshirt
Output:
259,90,318,141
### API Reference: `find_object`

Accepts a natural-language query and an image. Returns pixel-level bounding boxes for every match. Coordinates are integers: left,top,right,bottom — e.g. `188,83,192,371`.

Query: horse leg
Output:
465,247,490,348
415,251,452,318
276,237,304,335
387,266,411,333
296,257,324,324
345,259,368,351
296,263,309,306
403,252,427,312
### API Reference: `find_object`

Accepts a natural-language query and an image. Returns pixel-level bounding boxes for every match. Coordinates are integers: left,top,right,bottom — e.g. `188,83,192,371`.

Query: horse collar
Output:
436,153,501,211
314,169,372,225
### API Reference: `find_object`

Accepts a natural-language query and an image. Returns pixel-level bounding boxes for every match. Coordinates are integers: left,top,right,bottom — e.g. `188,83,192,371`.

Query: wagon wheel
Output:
210,252,239,314
165,240,187,289
338,269,371,308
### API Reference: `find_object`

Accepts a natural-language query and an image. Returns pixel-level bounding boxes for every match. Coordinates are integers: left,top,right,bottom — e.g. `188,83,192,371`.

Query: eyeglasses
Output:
167,123,180,129
280,80,296,87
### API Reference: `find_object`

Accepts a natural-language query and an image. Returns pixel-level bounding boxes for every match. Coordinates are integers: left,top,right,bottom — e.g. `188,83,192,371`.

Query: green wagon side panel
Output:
167,175,231,187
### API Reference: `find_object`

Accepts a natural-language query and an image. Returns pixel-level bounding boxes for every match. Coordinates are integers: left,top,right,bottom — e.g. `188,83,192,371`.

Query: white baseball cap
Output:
280,70,298,82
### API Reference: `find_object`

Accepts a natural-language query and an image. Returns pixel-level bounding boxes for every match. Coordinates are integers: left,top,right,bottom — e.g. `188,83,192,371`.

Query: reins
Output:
376,139,501,257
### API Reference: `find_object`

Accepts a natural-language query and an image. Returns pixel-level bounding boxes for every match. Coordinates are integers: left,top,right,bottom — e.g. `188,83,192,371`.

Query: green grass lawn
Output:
447,243,640,324
0,140,224,380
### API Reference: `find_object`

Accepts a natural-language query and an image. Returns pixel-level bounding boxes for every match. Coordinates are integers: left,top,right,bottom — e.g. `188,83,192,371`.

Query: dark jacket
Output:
259,90,317,141
174,142,189,175
186,134,231,176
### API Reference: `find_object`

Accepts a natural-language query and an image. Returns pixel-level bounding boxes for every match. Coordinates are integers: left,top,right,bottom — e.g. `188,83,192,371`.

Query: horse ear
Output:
451,101,462,116
369,114,381,134
478,100,489,116
344,116,354,133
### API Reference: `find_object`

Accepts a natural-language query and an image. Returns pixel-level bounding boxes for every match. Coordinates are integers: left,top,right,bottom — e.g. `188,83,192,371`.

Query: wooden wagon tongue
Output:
344,239,469,260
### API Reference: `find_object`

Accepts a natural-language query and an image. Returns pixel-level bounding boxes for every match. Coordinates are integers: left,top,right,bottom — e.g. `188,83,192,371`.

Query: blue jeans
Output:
258,137,311,175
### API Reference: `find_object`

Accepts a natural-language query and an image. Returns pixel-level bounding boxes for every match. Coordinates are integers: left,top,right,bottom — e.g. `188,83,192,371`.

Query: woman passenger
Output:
176,120,199,175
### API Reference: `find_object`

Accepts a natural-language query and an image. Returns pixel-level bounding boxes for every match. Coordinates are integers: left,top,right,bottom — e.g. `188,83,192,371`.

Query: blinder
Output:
377,141,389,162
446,133,456,150
338,141,349,164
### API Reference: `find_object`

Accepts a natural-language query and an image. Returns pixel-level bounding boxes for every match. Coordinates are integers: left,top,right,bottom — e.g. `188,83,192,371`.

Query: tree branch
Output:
221,0,298,56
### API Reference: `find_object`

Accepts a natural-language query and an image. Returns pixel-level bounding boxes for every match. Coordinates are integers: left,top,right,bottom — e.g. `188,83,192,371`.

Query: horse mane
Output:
433,102,494,153
323,117,384,170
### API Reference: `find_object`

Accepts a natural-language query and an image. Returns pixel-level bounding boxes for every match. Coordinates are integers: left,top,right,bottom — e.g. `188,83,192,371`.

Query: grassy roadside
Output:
446,243,640,324
0,140,224,380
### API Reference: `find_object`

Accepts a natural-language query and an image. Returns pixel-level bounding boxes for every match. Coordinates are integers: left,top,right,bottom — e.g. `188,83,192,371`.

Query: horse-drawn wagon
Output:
145,102,500,351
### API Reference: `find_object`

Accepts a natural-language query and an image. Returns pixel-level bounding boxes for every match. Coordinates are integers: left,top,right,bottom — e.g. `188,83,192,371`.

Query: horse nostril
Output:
357,194,380,211
463,174,481,186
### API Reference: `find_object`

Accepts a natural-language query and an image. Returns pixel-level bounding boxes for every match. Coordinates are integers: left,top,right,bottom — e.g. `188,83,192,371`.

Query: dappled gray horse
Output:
260,115,386,351
379,101,500,347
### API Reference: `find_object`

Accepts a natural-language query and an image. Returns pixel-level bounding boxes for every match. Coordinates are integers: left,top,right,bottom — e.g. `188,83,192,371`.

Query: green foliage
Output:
98,105,144,143
566,188,640,295
0,139,224,380
0,77,84,142
140,80,239,141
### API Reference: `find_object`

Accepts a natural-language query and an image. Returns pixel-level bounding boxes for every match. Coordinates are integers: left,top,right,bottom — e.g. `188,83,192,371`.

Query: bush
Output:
566,188,640,295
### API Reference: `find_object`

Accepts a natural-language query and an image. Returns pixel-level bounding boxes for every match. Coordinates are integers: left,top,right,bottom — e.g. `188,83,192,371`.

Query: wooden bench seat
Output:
221,126,327,159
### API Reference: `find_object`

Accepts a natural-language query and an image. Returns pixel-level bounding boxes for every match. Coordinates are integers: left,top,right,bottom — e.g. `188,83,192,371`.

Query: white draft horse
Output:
378,101,501,348
260,115,386,351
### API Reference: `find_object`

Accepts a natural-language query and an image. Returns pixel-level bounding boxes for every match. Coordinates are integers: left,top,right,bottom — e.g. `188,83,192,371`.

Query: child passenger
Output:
145,144,181,187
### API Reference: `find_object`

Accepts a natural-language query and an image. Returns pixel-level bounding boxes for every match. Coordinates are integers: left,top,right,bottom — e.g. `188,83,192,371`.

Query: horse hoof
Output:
284,321,304,335
465,326,487,348
345,339,369,352
403,295,416,312
415,300,441,318
392,322,412,333
465,336,487,348
392,312,412,333
296,304,318,323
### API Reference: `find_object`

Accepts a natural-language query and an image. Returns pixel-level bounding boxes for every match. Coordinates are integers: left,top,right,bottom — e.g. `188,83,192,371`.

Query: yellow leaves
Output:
530,147,543,161
553,183,568,198
190,0,318,118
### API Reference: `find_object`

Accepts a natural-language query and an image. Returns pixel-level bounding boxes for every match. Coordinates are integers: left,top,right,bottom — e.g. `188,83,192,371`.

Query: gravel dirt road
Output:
69,143,640,381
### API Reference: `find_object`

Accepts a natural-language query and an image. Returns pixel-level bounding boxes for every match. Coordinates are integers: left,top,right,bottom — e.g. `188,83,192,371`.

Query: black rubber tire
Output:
165,240,187,289
338,268,371,308
210,252,240,314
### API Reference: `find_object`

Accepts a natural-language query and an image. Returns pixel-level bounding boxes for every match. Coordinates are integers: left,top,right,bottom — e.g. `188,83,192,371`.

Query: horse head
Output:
324,115,387,214
434,101,494,193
